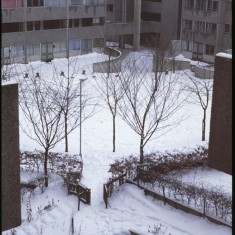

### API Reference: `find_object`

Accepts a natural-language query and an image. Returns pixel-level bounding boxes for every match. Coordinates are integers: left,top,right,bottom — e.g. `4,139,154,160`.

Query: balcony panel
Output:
141,21,161,33
2,5,105,22
182,9,218,23
104,22,135,36
2,26,105,46
141,2,162,13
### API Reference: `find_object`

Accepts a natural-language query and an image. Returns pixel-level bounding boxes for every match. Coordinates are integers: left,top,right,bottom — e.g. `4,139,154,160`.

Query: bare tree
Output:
118,49,185,163
19,66,67,187
94,72,124,152
183,69,213,141
49,58,96,152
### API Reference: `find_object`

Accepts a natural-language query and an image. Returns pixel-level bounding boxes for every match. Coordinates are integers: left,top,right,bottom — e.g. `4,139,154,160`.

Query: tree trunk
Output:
140,136,144,164
65,115,68,152
44,148,49,187
202,109,206,141
112,115,116,152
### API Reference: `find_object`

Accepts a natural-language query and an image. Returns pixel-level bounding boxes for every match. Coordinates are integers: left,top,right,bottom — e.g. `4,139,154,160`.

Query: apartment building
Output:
180,0,232,63
3,1,230,65
2,0,182,65
2,0,106,64
105,0,181,50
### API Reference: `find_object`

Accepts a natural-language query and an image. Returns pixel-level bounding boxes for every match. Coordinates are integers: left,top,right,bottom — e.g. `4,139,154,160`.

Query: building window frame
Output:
205,44,215,55
224,24,231,33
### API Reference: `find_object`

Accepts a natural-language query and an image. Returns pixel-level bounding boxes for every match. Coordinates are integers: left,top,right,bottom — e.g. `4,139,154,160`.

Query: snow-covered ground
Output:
2,50,232,235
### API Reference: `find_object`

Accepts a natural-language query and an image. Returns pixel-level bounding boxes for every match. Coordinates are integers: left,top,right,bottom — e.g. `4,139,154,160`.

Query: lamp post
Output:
79,70,88,159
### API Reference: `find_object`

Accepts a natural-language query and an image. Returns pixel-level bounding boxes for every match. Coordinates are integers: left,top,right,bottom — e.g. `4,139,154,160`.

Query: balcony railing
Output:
2,0,105,8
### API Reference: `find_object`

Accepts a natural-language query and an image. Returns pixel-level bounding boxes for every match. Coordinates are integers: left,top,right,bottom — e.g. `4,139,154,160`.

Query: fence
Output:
103,173,126,208
127,179,231,228
67,182,91,205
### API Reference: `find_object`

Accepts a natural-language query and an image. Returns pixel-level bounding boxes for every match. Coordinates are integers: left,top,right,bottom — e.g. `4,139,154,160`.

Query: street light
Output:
79,70,88,160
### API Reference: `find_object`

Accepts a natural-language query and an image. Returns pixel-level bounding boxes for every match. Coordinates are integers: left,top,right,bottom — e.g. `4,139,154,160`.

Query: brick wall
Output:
1,83,21,231
208,54,232,175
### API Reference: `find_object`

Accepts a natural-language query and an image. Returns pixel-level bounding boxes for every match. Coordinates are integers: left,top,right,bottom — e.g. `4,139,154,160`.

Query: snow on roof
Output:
1,80,18,86
174,54,191,61
216,52,232,60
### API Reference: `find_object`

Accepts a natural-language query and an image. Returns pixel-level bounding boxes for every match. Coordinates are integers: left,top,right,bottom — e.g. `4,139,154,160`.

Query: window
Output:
208,0,218,11
87,0,95,4
196,0,206,10
27,0,43,7
35,21,41,30
93,17,100,25
205,44,215,55
181,40,193,51
69,39,80,51
226,1,232,10
27,21,34,31
205,22,216,33
82,18,93,27
194,21,205,32
192,42,203,60
185,0,194,8
93,38,104,47
60,19,67,28
141,12,161,22
2,0,23,8
71,0,83,5
27,44,40,56
2,22,24,33
41,42,53,62
184,20,193,31
44,0,67,6
74,19,80,27
212,1,218,11
3,47,11,64
107,4,113,12
143,0,161,2
11,45,24,57
43,20,61,30
81,39,92,54
224,24,231,33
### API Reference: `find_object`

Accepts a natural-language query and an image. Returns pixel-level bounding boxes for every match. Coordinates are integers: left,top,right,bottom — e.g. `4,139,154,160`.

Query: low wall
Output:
93,47,122,74
126,179,231,228
191,65,214,79
152,58,190,72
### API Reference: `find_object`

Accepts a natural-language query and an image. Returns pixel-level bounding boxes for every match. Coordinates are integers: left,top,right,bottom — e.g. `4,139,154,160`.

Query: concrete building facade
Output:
1,1,232,65
1,0,182,65
180,0,232,63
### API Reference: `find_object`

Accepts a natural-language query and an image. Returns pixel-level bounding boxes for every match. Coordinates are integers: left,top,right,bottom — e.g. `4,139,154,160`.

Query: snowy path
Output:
72,154,231,235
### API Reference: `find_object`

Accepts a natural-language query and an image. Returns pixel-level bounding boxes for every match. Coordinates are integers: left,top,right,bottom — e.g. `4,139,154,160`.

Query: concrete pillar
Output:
133,0,141,51
2,83,21,231
208,54,232,175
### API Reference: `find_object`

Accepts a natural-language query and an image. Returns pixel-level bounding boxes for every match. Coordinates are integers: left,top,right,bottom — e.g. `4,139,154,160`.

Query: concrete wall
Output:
1,83,21,231
93,47,122,73
208,54,232,175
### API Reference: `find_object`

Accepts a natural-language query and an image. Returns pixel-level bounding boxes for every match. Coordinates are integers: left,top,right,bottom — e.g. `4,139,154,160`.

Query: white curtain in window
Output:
11,45,24,57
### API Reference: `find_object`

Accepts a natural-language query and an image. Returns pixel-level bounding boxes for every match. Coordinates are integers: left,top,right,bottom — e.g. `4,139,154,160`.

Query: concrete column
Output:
133,0,141,51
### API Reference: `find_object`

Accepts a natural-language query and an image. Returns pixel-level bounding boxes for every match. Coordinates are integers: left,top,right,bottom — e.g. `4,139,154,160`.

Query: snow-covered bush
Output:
20,150,82,175
109,145,208,177
20,150,83,190
108,146,231,223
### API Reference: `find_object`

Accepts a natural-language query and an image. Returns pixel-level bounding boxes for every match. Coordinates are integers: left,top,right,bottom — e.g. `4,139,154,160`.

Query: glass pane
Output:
75,40,80,49
41,44,47,54
47,43,53,53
